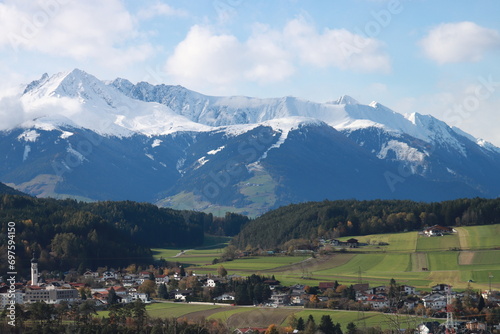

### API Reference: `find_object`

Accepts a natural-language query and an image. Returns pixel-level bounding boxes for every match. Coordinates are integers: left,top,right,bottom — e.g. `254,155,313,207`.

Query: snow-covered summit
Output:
18,69,211,136
4,68,496,157
330,95,359,105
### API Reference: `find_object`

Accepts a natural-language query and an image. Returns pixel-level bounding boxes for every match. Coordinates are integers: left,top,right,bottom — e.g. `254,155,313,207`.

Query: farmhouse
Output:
331,238,359,248
346,238,359,248
423,225,455,236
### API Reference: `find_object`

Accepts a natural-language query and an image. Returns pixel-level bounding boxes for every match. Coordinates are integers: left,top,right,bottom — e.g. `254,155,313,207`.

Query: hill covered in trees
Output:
233,198,500,249
0,181,28,196
0,194,248,278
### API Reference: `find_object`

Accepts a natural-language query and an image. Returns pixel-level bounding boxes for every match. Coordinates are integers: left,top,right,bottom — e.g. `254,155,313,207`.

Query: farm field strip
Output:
459,225,500,249
146,303,222,319
427,252,459,271
410,252,428,272
151,224,500,289
416,234,460,252
226,308,295,328
458,251,475,265
456,227,470,250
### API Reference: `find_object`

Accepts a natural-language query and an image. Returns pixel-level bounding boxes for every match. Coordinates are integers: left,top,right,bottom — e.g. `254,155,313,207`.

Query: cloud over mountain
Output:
419,21,500,64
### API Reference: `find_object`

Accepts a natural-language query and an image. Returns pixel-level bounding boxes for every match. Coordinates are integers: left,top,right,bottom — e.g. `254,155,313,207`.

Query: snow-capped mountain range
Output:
1,69,500,216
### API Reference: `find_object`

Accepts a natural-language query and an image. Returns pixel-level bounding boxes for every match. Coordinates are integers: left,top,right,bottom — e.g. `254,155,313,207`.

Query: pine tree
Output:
478,294,485,311
319,315,335,334
346,322,357,334
107,287,119,305
157,283,168,299
305,316,317,334
297,317,305,330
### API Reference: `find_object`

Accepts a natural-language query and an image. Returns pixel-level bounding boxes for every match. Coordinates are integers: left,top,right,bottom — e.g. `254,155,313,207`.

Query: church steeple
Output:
31,251,39,286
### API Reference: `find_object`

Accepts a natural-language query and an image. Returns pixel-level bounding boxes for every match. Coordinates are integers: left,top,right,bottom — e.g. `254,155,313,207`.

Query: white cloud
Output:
419,21,500,64
165,25,295,89
283,18,390,72
0,0,153,69
136,2,188,20
0,92,25,131
165,18,390,90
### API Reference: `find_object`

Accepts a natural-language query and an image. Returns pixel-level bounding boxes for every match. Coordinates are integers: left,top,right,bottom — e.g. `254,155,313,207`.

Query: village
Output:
2,235,500,334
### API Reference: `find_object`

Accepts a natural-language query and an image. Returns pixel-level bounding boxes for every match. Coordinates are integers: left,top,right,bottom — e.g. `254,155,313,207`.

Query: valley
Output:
156,224,500,290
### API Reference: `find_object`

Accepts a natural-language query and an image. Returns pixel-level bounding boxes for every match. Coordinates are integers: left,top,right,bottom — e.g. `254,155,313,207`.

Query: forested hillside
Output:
0,182,28,196
233,198,500,249
0,194,248,279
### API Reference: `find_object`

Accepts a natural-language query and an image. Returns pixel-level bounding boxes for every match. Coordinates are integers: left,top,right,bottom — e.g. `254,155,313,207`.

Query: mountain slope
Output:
0,69,499,215
0,182,28,196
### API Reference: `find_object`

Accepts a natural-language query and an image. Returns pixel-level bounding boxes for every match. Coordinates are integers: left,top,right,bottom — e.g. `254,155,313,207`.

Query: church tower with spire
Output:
31,252,39,286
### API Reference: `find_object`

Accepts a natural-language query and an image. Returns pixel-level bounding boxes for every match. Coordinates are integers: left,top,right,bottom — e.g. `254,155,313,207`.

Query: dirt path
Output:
456,227,470,250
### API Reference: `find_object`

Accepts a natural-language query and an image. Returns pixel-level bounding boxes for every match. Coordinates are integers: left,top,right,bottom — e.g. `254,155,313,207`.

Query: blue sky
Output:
1,0,500,144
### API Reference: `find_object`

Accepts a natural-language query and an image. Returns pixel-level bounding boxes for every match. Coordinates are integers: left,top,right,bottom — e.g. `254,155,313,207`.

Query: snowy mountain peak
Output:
333,95,359,105
22,68,107,102
23,73,49,94
17,69,211,137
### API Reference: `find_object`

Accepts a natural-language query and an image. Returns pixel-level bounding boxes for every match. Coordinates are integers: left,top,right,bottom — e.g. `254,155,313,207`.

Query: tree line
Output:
0,192,248,278
233,198,500,249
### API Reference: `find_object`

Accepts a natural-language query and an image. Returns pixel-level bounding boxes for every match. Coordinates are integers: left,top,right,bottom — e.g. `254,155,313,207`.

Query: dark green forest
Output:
3,178,500,279
0,182,26,196
0,185,247,278
233,198,500,249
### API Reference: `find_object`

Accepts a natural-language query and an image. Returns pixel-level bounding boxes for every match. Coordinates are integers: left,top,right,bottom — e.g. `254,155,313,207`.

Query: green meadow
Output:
92,225,500,330
154,224,500,290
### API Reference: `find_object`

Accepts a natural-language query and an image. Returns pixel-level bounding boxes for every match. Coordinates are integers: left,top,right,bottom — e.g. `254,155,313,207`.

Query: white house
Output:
155,275,169,285
366,295,389,309
101,271,118,281
214,293,235,301
174,290,192,301
422,293,447,310
129,292,151,303
401,285,416,295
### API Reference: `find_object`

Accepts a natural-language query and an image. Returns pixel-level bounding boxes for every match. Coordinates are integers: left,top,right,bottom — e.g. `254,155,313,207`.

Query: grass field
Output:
456,225,500,250
90,225,500,330
152,224,500,292
290,309,437,330
96,302,442,331
416,234,461,252
96,302,224,319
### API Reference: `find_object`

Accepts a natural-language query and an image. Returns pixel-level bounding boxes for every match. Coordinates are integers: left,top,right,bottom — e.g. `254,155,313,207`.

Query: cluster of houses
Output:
2,250,500,334
265,281,449,309
0,257,161,308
